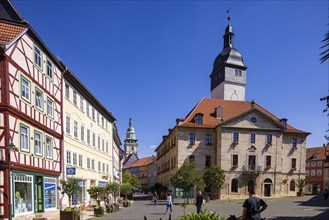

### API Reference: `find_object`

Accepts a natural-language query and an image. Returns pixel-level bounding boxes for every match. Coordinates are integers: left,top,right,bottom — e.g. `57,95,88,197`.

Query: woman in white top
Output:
165,192,173,213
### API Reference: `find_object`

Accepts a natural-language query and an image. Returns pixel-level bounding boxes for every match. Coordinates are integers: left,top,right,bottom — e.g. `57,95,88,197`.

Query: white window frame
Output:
81,125,84,142
21,76,30,102
317,161,322,167
87,158,90,169
66,116,71,134
34,44,42,69
47,97,54,118
34,130,43,156
46,58,53,80
46,136,53,159
73,153,77,166
65,84,70,99
20,124,30,152
317,169,322,176
311,170,315,176
74,121,78,139
35,88,43,111
66,151,71,164
79,154,82,167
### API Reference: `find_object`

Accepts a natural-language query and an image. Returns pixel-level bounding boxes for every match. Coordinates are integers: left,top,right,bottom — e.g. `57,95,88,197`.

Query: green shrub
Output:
177,210,224,220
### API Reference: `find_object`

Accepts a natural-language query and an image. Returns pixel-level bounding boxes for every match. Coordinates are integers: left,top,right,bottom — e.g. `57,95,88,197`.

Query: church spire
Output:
223,16,234,49
124,117,138,157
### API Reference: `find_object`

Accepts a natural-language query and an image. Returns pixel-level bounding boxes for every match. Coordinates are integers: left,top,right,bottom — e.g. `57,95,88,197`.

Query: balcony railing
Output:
242,165,263,172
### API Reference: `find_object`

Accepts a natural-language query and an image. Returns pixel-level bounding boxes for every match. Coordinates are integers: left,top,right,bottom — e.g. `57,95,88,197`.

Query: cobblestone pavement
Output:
89,195,329,220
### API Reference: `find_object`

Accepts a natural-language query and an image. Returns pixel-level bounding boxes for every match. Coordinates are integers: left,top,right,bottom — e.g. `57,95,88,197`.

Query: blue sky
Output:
13,0,328,158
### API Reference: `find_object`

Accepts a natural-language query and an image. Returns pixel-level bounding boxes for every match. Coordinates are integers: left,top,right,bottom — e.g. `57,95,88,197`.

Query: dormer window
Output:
280,118,287,126
194,114,203,124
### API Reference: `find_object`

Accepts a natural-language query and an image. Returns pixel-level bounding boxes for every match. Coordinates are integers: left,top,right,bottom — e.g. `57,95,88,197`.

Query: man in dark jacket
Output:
241,189,268,220
195,190,205,213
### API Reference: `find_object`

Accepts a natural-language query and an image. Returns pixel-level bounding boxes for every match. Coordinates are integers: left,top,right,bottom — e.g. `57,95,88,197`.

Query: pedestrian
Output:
324,188,328,200
153,191,158,205
195,190,205,213
241,189,268,220
165,192,173,214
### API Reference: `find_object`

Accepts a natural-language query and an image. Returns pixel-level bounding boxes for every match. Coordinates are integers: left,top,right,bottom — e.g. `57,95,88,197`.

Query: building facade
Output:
305,145,329,195
155,17,309,199
63,66,121,206
0,1,63,218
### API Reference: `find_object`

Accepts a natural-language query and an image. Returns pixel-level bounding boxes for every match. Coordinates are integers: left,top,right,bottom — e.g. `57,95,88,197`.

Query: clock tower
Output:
210,16,247,101
124,118,138,157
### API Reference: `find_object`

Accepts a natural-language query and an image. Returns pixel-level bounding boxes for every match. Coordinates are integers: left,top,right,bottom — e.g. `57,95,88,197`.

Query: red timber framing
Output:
0,29,64,218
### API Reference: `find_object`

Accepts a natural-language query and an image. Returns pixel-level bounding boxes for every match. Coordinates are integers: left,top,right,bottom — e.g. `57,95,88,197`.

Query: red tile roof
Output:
306,145,328,161
125,156,155,169
0,21,25,45
178,98,308,134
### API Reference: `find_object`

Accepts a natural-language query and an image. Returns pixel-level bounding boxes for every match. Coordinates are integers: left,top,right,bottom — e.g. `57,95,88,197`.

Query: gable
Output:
221,109,284,131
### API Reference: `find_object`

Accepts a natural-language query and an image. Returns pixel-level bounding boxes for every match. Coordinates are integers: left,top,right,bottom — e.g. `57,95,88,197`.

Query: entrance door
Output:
35,176,44,213
248,155,256,171
264,178,272,197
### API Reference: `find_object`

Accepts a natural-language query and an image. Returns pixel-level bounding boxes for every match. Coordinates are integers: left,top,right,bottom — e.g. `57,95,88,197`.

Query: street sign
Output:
66,167,76,175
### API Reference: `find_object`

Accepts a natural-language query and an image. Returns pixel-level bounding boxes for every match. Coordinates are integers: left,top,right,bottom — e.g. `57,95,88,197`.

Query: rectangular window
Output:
291,158,297,169
20,124,30,152
317,169,322,176
79,154,82,167
86,102,89,116
92,133,95,147
306,162,310,167
80,98,84,112
102,117,104,128
97,113,99,124
205,156,211,168
106,142,108,154
306,170,310,176
205,134,211,145
233,132,239,143
317,161,322,166
66,151,71,164
87,158,90,169
106,164,109,174
189,155,195,163
66,116,71,134
46,136,53,159
102,163,105,173
21,76,30,102
34,131,42,156
35,88,43,111
311,170,315,176
47,97,53,117
46,58,53,79
250,133,256,144
292,138,297,148
98,161,101,172
91,159,95,170
189,133,195,145
266,134,272,144
102,139,105,152
87,129,90,145
65,84,70,99
98,136,100,149
74,121,78,138
73,153,77,166
92,108,95,121
81,126,84,142
34,45,42,68
73,91,77,106
311,161,316,167
232,154,238,167
266,156,271,167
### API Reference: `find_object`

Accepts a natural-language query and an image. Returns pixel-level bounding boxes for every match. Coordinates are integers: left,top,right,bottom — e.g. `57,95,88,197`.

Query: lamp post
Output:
7,136,16,220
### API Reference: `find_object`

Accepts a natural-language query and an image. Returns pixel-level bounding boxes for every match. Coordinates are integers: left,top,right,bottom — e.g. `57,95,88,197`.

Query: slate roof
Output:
178,98,309,134
125,156,155,169
0,0,24,22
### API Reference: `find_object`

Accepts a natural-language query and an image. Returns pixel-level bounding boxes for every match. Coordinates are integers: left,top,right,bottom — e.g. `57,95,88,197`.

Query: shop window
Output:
14,174,33,214
44,177,57,209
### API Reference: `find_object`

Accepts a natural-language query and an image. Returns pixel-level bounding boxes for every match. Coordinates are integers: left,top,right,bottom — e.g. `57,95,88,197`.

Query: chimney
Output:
216,105,224,119
162,135,168,141
176,118,184,125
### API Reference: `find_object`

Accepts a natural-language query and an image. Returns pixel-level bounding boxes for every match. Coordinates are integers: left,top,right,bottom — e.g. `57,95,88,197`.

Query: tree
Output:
296,178,307,193
122,170,141,189
203,165,226,199
87,186,106,206
121,183,133,200
320,22,329,63
60,177,81,208
170,162,204,203
149,182,168,198
106,182,121,196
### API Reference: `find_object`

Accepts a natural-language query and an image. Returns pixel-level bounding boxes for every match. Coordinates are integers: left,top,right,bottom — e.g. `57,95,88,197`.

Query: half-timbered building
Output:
0,0,64,218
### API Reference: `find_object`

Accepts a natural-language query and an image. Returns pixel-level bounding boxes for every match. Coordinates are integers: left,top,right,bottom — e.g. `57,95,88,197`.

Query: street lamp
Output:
8,136,17,220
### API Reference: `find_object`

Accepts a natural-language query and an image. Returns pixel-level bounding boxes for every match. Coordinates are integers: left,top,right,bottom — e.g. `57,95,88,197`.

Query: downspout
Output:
274,134,278,197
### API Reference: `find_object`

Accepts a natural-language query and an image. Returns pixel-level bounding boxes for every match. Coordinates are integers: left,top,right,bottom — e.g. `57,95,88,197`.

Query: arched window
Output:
248,180,254,192
231,178,238,193
290,180,296,191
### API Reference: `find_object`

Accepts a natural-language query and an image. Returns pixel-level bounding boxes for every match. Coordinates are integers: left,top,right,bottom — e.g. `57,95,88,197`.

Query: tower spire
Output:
223,16,234,49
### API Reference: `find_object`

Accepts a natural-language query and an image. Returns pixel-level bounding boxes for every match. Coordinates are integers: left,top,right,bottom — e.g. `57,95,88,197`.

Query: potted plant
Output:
105,182,121,212
59,177,82,220
296,178,307,196
87,186,106,217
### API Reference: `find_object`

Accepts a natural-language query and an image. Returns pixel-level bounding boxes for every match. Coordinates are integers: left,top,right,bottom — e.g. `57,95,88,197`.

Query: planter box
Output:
94,208,104,217
60,210,80,220
297,191,305,197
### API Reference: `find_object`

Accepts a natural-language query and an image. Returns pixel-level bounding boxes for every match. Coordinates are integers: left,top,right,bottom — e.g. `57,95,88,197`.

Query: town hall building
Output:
155,17,310,199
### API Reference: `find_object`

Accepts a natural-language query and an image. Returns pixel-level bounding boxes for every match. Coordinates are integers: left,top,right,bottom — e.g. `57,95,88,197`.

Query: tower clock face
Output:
250,117,257,124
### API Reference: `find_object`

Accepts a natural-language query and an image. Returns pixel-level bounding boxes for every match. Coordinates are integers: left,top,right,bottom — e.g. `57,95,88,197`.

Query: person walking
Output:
165,192,173,214
324,188,328,200
195,190,205,213
241,189,268,220
153,191,159,205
